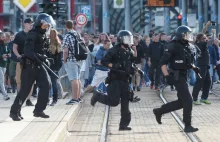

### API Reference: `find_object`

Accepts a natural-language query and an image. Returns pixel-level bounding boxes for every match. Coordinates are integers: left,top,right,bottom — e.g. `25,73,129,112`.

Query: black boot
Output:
153,108,162,124
18,112,24,120
90,90,101,106
184,126,199,133
119,126,132,131
26,99,34,106
9,113,21,121
33,112,50,118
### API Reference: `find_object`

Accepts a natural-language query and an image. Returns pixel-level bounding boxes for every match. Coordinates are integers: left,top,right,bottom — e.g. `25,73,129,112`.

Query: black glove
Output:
165,75,174,85
112,63,122,70
193,67,200,75
47,58,54,65
37,53,47,61
45,59,51,67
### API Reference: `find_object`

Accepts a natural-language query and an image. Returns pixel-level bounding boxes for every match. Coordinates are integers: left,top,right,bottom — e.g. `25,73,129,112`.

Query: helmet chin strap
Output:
122,43,130,48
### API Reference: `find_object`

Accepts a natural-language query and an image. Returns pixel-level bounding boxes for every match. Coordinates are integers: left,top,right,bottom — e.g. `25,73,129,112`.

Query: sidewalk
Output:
65,94,106,142
0,94,81,142
164,84,220,142
107,87,189,142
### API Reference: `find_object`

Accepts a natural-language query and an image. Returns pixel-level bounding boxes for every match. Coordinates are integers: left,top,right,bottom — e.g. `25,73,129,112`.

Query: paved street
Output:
164,85,220,142
1,85,220,142
107,88,189,142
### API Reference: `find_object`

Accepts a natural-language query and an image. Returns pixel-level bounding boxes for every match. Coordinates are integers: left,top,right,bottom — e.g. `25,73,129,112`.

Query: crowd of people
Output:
1,20,220,103
0,12,218,125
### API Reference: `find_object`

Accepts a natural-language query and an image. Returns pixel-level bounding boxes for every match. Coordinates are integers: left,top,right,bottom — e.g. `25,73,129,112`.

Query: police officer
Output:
153,26,199,133
9,13,55,121
90,30,137,131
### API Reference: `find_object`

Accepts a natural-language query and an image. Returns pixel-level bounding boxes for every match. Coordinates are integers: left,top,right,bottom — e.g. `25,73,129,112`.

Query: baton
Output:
196,73,202,79
34,54,59,79
93,64,127,73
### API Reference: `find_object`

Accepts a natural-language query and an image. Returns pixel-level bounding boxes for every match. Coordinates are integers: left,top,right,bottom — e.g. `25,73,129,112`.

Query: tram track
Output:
159,87,201,142
99,87,202,142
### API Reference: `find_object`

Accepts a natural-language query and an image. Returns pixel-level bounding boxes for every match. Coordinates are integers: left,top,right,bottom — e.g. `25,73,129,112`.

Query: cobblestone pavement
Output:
164,84,220,142
65,94,105,142
107,88,189,142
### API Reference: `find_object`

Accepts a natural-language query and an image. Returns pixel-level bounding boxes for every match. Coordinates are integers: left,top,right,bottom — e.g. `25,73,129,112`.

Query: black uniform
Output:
157,39,194,126
91,44,135,129
10,27,51,119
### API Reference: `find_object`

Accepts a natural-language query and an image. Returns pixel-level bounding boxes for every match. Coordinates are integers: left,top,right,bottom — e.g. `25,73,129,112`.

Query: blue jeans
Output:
88,66,96,84
213,70,218,82
97,82,107,93
50,71,59,101
188,69,196,86
144,63,150,83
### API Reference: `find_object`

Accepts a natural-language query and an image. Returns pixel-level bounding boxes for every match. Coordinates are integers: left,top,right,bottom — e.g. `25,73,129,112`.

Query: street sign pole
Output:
102,0,109,32
125,0,131,31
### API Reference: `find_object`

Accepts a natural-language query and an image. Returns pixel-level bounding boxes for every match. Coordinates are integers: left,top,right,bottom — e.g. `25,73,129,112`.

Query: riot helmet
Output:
32,13,56,29
117,30,134,46
173,25,192,41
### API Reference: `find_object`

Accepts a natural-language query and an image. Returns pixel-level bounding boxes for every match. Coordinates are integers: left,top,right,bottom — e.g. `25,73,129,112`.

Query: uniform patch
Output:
175,60,183,63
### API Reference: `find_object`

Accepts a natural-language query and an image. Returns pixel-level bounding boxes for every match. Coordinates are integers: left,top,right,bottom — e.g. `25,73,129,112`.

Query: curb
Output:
46,103,82,142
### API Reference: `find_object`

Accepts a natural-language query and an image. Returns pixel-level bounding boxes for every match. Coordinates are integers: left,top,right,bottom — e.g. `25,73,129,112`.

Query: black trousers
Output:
192,66,211,101
10,64,51,115
97,80,131,127
149,61,161,87
160,76,193,126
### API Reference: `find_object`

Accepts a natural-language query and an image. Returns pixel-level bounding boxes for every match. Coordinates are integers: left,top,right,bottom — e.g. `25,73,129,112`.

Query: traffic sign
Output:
13,0,36,13
75,13,88,27
113,0,125,8
81,5,91,21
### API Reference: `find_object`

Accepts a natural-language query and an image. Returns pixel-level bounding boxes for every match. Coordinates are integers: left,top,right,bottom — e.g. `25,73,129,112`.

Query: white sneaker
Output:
3,95,10,101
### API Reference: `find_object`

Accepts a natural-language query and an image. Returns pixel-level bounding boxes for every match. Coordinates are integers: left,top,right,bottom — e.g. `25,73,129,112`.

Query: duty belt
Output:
25,59,38,65
109,73,129,81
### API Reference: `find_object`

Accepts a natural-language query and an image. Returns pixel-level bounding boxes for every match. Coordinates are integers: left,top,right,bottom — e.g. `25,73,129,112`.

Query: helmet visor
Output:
122,35,134,45
41,16,56,28
185,32,193,41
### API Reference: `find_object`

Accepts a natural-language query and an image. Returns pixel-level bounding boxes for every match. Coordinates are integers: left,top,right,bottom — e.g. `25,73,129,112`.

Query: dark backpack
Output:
67,32,88,61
